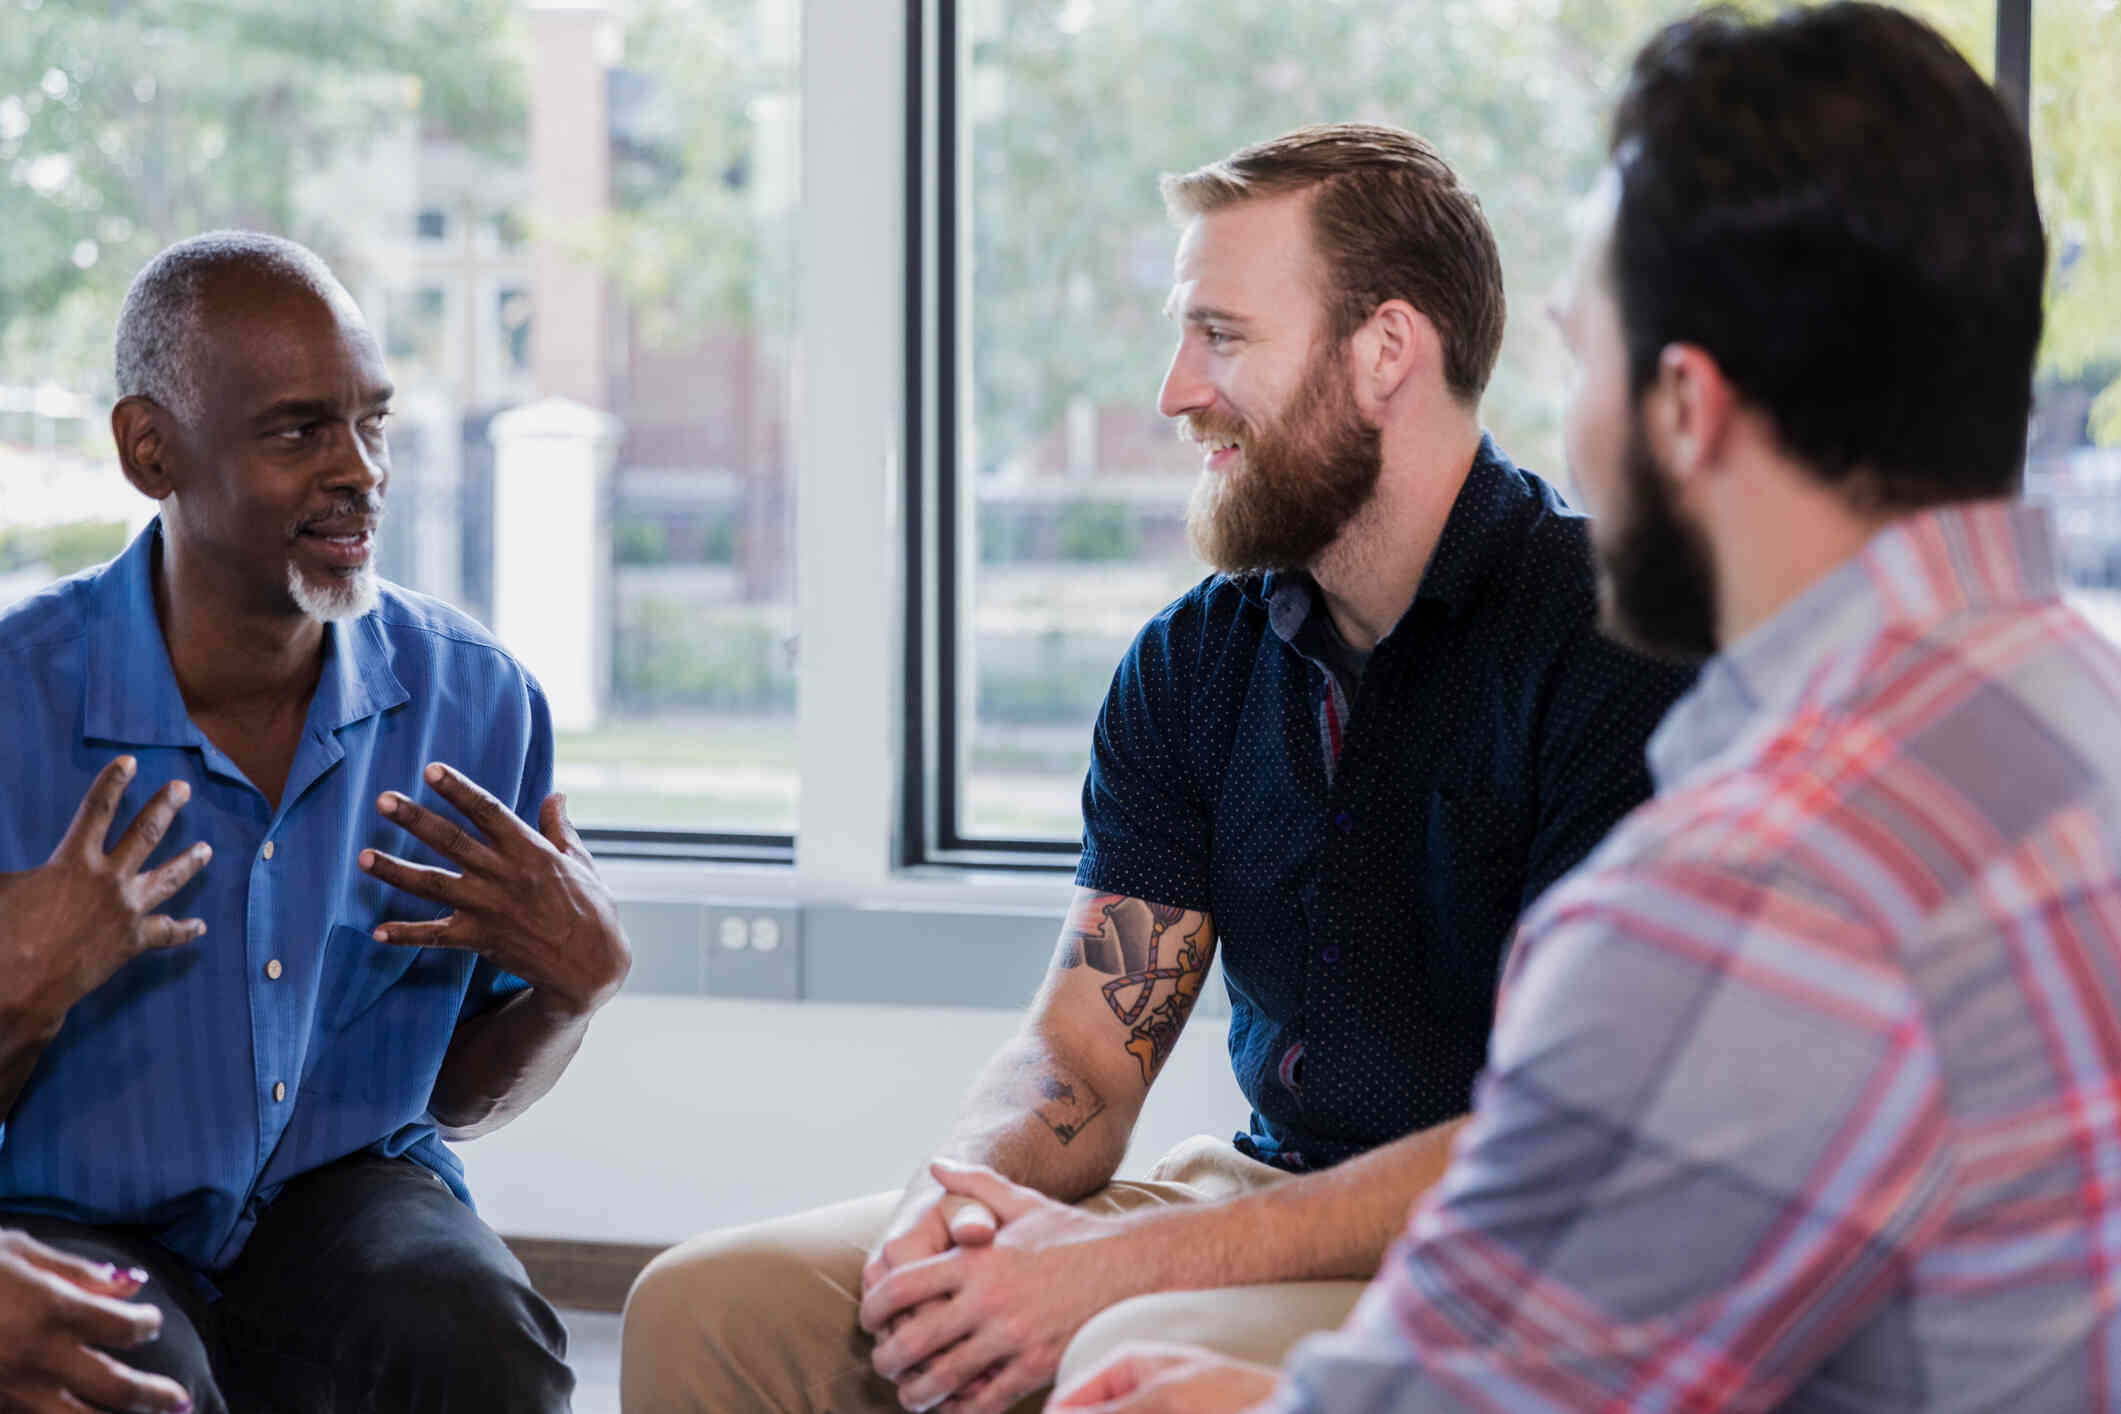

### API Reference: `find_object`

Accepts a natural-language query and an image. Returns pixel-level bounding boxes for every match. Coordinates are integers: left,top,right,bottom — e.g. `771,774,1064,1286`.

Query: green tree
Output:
965,0,1680,484
967,0,2121,482
599,0,799,348
0,0,526,390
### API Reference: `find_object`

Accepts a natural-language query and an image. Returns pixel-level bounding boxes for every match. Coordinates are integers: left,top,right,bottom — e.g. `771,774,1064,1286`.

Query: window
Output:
0,0,800,856
4,0,2104,885
2025,0,2121,642
910,0,2055,864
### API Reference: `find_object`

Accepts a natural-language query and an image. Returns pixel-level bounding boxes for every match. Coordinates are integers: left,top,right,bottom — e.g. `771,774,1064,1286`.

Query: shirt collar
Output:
1647,498,2061,790
82,519,409,749
1243,431,1522,634
1412,432,1520,618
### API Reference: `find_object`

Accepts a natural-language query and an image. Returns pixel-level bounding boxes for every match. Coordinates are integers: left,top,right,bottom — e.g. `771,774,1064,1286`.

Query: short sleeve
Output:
1074,605,1214,912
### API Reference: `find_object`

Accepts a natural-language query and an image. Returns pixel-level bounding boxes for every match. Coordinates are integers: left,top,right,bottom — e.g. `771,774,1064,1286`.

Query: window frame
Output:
899,0,1082,871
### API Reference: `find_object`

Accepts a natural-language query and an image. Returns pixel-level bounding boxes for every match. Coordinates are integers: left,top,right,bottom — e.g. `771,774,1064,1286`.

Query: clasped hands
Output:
857,1162,1282,1414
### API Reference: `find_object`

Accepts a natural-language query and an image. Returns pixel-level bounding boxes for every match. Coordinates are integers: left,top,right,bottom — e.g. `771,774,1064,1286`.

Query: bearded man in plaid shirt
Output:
1054,5,2121,1411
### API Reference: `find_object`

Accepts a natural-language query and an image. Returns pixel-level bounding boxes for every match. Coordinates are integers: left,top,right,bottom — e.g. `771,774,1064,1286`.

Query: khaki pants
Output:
620,1135,1367,1414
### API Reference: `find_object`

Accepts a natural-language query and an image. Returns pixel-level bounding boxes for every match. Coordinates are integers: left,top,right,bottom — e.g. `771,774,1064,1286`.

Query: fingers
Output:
7,1237,148,1302
1049,1363,1126,1410
37,1273,166,1350
49,1343,193,1414
929,1159,1038,1222
0,1381,93,1414
359,849,478,910
940,1368,1000,1414
108,780,189,874
59,757,135,859
894,1326,1011,1413
868,1202,953,1291
419,763,537,851
1050,1347,1186,1410
376,791,502,875
369,916,466,949
538,793,588,858
942,1196,999,1248
859,1251,967,1335
953,1353,1050,1414
872,1295,977,1383
135,915,209,952
135,843,212,914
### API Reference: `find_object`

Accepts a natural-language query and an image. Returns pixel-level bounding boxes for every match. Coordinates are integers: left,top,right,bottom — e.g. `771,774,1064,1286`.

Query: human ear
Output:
112,397,177,502
1644,344,1737,485
1350,299,1441,411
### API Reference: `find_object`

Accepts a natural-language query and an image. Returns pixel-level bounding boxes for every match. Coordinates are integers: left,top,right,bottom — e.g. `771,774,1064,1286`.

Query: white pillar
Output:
489,397,621,732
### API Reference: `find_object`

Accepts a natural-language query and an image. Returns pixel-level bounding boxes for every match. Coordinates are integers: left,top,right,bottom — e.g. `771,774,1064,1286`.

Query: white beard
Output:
287,561,379,622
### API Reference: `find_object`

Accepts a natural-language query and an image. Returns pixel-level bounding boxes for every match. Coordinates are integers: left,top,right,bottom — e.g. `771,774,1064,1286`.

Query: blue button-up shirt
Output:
0,522,545,1272
1077,437,1698,1171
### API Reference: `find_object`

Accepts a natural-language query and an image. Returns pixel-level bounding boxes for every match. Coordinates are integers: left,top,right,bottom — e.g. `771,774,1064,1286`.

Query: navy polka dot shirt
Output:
1076,436,1698,1171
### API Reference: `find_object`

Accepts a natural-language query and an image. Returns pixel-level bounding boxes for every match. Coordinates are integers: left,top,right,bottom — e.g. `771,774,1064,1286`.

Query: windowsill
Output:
597,853,1076,912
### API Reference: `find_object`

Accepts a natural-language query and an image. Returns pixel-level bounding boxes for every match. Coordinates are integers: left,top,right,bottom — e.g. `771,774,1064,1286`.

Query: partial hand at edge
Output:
0,1229,192,1413
0,756,210,1036
1051,1342,1281,1414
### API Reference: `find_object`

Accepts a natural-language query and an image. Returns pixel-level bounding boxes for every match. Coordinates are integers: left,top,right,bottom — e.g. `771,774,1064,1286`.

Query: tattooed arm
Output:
856,889,1215,1406
869,889,1216,1246
856,888,1463,1414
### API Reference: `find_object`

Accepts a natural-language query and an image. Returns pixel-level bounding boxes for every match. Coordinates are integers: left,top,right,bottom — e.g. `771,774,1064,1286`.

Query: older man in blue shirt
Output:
0,232,631,1414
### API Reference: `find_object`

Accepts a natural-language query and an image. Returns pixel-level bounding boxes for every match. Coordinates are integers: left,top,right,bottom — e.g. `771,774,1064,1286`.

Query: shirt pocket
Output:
320,923,422,1031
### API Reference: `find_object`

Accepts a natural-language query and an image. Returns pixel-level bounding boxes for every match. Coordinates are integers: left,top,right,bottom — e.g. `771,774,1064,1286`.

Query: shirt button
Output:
272,1082,286,1103
1334,811,1353,833
265,959,283,981
1321,944,1342,964
261,841,276,861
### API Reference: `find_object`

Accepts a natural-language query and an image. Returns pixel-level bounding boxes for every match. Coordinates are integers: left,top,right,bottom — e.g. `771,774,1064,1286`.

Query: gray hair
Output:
113,231,347,424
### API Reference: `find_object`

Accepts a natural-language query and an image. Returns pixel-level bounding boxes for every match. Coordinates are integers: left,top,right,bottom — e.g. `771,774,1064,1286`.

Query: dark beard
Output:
1184,342,1382,574
1596,409,1720,663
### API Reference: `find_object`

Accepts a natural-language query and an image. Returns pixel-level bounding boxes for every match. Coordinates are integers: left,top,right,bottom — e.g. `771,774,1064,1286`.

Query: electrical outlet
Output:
701,900,802,999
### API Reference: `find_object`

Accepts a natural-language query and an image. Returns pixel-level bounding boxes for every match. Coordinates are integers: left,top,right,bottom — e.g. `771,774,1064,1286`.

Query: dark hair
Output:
1610,3,2046,508
1163,123,1506,404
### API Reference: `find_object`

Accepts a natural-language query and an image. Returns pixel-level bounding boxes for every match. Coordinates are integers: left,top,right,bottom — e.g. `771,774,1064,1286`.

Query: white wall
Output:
458,994,1251,1244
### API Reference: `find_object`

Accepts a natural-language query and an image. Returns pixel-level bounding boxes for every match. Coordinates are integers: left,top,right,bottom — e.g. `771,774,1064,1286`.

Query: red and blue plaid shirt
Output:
1269,500,2121,1412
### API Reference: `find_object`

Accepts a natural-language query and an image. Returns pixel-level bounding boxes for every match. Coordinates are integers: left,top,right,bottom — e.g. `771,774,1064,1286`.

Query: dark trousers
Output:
8,1153,573,1413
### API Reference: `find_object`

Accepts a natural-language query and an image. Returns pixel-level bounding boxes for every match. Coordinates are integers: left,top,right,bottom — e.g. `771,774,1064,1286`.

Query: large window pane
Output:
956,0,2006,842
2026,0,2121,641
0,0,799,838
960,0,1648,841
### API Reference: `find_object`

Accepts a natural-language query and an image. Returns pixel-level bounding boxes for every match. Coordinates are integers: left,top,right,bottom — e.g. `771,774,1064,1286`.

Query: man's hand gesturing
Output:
358,763,630,1018
0,757,211,1037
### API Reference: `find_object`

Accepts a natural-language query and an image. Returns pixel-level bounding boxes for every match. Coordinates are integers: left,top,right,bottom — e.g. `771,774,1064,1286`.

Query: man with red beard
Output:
622,124,1694,1414
1053,7,2120,1413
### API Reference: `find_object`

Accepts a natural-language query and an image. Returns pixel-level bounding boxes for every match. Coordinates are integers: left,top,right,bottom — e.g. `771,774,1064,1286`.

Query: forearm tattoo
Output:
1062,894,1215,1085
1032,1071,1108,1146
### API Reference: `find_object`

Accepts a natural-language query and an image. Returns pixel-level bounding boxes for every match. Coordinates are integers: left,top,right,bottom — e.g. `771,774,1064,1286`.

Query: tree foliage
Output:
966,0,2121,473
598,0,799,348
0,0,525,389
